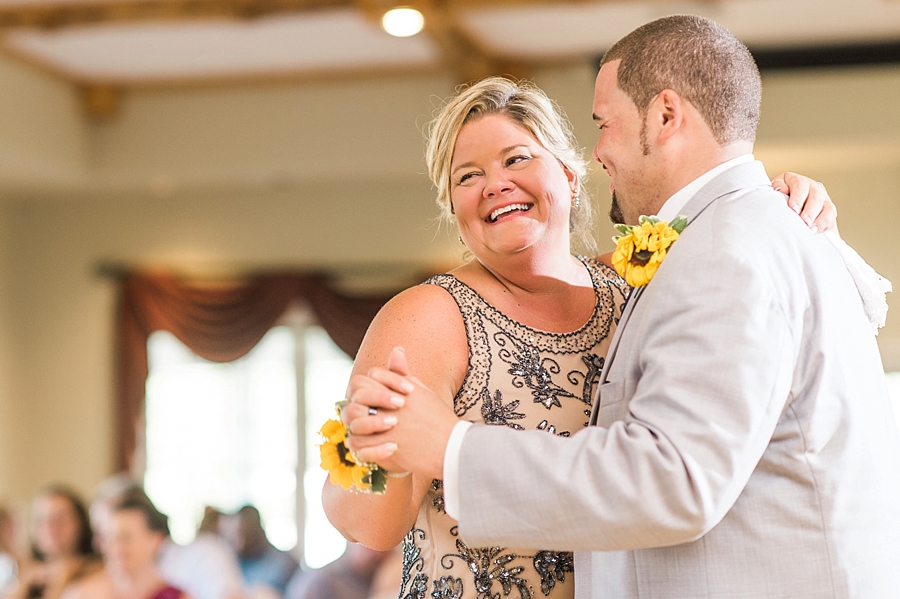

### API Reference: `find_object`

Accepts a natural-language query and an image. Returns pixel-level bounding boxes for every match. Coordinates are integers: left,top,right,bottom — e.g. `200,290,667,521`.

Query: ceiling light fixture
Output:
381,7,425,38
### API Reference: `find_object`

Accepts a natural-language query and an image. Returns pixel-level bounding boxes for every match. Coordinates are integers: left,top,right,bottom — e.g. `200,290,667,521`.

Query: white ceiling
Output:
1,0,899,86
5,10,440,82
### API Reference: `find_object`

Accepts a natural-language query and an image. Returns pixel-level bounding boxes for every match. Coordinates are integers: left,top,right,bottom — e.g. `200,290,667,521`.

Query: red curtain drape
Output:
114,271,397,472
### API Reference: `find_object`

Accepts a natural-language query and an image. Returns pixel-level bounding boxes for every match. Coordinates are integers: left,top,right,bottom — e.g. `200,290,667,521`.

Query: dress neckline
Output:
436,256,612,339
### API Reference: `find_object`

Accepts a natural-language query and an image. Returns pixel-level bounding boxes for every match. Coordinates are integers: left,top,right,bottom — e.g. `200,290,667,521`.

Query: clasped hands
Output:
342,347,458,481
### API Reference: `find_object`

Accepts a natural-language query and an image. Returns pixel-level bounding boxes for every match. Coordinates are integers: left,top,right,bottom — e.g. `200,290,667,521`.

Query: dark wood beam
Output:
0,0,355,29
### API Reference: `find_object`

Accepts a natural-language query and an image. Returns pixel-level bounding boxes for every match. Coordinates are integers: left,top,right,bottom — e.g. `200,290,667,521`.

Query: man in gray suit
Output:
347,15,900,597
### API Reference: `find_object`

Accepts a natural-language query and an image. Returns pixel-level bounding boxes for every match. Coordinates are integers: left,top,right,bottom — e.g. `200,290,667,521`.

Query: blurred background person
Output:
104,496,185,599
0,503,22,595
361,548,401,599
90,479,242,599
219,507,296,598
6,486,101,599
295,545,389,599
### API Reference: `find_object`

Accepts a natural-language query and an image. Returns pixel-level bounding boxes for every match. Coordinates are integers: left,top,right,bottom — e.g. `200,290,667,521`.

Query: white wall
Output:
0,60,899,502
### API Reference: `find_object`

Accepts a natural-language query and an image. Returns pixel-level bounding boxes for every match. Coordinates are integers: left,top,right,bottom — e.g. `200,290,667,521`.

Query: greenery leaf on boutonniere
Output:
611,215,688,287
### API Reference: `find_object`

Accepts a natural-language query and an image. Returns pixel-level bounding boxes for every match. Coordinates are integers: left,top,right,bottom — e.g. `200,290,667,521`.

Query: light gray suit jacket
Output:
456,161,900,598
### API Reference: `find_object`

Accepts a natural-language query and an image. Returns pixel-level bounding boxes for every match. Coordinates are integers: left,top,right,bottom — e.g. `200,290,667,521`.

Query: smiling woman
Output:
322,77,629,599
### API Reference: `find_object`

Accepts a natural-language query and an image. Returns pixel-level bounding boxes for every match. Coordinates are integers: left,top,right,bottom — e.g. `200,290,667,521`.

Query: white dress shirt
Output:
441,154,756,519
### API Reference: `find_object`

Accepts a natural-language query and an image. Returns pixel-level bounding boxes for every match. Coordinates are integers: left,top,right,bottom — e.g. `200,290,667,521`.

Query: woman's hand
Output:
771,172,837,233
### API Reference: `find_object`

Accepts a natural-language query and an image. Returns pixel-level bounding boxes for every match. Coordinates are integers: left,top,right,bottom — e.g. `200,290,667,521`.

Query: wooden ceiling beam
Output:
418,0,531,84
0,0,355,29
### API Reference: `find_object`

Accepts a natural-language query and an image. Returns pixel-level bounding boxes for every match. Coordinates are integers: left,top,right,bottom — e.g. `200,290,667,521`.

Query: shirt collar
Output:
656,154,755,222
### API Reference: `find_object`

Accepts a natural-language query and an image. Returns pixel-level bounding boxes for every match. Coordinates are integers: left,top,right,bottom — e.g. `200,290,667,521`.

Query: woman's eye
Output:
506,155,531,167
457,172,476,184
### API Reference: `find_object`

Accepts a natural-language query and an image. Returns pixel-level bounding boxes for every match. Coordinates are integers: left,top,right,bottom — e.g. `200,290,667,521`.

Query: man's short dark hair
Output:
601,15,762,145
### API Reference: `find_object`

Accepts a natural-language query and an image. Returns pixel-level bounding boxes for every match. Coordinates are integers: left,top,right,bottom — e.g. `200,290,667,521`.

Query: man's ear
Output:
652,89,685,142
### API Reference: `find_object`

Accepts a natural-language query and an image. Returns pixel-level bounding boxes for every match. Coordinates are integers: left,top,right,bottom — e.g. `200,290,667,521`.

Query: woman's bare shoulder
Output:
354,281,468,394
368,282,462,338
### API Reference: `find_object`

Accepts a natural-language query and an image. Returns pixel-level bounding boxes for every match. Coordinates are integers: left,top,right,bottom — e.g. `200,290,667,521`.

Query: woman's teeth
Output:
489,204,531,222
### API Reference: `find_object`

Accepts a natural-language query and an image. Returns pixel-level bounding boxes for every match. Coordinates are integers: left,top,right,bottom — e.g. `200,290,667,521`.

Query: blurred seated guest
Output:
90,479,242,599
6,485,101,599
105,496,187,599
0,503,22,595
88,476,137,556
363,548,401,599
219,507,296,596
295,545,390,599
158,508,242,599
282,568,307,599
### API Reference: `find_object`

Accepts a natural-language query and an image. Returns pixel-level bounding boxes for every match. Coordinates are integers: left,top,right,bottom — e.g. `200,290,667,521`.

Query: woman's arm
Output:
321,283,468,550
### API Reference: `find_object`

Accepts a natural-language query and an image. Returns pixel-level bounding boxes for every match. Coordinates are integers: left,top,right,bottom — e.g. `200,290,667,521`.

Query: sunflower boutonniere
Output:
611,215,688,287
319,401,388,494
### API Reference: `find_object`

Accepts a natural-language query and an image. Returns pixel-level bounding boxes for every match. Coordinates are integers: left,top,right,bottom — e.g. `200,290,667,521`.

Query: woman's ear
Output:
565,168,580,198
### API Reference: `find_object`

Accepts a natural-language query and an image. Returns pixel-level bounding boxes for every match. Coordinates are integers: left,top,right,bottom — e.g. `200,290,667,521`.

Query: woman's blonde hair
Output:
424,77,596,255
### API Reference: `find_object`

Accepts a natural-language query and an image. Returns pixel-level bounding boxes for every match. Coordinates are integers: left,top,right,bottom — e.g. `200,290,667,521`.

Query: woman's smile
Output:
487,203,533,223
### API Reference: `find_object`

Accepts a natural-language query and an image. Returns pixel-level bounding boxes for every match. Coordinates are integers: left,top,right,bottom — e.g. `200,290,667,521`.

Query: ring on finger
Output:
368,407,378,416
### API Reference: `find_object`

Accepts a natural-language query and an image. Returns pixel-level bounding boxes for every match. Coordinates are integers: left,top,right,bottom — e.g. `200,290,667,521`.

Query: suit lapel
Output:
590,161,771,424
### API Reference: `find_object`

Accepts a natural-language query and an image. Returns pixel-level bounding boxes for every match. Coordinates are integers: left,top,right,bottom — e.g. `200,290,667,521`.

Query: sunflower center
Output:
336,441,357,466
630,249,653,267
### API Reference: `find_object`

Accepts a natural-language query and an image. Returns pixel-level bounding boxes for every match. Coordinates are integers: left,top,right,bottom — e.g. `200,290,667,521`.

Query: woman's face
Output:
105,510,163,577
449,114,577,261
32,494,82,559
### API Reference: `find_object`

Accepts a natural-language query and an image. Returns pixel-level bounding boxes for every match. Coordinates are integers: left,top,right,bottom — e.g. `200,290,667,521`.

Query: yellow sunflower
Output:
612,215,687,287
318,418,372,491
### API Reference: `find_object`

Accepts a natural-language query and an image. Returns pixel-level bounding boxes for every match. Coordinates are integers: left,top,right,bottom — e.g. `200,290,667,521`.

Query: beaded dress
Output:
397,257,629,599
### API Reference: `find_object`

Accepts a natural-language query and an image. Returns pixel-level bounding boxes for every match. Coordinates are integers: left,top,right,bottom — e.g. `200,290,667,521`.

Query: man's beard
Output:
608,191,625,225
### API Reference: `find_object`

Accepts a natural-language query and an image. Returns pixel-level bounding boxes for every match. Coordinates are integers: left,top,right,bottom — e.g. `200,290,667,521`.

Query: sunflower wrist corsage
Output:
319,400,389,494
611,215,687,287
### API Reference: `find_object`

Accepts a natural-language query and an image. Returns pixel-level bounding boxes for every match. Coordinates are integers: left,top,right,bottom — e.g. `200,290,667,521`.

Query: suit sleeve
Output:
455,237,797,552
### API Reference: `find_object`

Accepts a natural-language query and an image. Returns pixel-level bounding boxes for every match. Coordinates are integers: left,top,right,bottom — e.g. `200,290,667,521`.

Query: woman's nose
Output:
483,174,513,198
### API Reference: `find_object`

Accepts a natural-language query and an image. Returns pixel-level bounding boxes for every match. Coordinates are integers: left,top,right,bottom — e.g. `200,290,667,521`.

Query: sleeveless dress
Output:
397,257,629,599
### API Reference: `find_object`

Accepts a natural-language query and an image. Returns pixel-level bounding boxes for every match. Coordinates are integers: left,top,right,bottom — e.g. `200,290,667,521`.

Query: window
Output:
144,323,351,568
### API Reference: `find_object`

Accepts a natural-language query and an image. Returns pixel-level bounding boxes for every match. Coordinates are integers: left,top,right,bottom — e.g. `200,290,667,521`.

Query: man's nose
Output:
593,139,604,165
